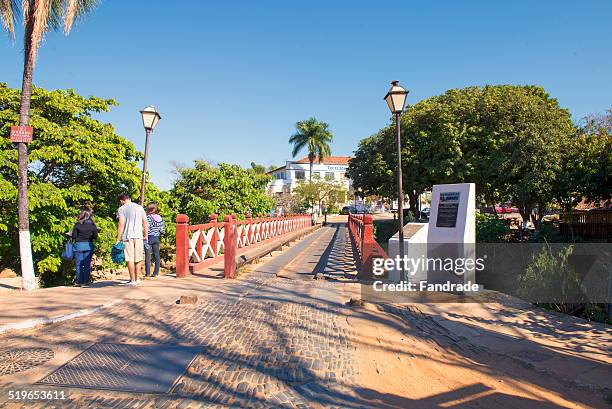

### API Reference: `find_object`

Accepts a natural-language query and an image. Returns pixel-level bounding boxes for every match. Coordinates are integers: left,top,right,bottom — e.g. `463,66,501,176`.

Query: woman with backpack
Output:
71,207,98,287
145,202,165,277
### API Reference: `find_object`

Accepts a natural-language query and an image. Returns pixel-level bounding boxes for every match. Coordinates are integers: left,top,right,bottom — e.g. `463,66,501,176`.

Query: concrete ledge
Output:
234,225,321,271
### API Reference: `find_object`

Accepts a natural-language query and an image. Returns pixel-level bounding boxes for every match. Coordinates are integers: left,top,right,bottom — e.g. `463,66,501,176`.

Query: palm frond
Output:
63,0,98,34
0,0,17,36
22,0,29,21
291,138,306,157
63,0,76,32
289,117,334,161
29,0,51,60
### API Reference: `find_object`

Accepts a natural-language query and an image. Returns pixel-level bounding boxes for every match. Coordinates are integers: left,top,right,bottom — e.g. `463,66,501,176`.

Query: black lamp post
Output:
139,105,161,206
384,81,409,280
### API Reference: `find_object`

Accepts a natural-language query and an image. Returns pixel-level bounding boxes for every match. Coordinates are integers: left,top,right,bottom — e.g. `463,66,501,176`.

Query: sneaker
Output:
126,281,136,286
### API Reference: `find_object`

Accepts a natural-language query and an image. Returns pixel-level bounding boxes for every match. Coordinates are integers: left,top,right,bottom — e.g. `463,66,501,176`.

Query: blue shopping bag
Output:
111,242,125,264
61,240,74,260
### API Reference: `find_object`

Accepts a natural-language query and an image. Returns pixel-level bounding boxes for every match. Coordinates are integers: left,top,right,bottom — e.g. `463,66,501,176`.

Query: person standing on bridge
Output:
116,194,148,286
71,207,98,287
144,202,165,277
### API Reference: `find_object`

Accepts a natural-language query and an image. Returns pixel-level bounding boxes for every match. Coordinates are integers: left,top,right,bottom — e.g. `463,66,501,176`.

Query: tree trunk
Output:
518,205,532,238
309,159,313,182
407,189,418,219
17,18,37,291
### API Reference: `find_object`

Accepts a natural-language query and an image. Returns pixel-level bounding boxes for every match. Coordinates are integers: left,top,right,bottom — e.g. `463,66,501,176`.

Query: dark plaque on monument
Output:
436,191,460,228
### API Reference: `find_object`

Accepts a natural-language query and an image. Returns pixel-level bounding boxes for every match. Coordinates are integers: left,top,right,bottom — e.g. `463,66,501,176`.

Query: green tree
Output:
249,162,267,174
289,117,333,182
171,161,275,223
555,109,612,210
350,85,580,228
1,0,100,289
346,134,395,199
292,178,347,214
0,83,155,286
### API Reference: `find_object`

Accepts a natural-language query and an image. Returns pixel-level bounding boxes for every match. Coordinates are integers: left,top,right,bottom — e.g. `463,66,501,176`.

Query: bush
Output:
517,245,586,315
476,213,511,242
373,220,400,245
530,222,570,243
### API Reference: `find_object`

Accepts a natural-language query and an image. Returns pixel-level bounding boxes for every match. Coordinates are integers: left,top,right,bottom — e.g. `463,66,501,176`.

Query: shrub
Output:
517,245,586,314
476,213,511,242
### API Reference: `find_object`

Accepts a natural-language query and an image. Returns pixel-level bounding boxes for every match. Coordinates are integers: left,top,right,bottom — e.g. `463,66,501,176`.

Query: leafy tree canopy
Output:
0,83,156,282
292,178,347,212
349,85,608,225
171,160,275,223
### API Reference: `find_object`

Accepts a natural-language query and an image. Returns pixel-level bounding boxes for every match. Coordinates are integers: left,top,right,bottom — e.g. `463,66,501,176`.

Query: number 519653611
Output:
8,390,67,400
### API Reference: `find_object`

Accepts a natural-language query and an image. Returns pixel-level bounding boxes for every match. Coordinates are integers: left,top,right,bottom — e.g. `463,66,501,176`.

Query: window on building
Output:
295,171,305,180
325,172,335,181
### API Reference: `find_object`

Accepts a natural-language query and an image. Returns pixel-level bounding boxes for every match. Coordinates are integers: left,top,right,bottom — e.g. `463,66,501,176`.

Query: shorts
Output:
123,238,144,263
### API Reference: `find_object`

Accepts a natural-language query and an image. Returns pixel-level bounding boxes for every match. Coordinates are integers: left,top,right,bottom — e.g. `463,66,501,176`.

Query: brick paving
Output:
0,225,361,408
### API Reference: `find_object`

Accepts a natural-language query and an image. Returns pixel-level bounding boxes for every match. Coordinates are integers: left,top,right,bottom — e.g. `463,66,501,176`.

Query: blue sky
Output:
1,1,611,189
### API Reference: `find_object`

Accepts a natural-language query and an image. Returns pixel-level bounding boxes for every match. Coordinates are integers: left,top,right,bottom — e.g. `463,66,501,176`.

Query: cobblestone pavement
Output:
1,224,608,408
0,226,363,408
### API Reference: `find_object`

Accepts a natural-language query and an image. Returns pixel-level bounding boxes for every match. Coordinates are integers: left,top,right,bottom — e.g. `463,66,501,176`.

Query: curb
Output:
0,299,122,335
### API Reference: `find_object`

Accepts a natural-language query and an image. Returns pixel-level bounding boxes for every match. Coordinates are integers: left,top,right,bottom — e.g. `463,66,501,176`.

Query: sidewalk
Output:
0,225,320,333
0,272,226,333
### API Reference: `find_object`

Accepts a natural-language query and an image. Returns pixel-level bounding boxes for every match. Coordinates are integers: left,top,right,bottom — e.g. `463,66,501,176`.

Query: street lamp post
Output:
139,106,161,206
384,81,409,280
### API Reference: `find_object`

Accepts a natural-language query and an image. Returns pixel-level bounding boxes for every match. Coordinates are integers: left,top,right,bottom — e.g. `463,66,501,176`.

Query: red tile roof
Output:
294,156,351,165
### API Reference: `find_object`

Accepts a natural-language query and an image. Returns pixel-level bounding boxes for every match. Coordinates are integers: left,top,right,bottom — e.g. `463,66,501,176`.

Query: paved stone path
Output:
0,224,363,408
0,222,609,408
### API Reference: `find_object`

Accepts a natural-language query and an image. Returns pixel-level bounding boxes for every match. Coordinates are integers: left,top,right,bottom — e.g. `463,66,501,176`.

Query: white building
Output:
267,156,352,199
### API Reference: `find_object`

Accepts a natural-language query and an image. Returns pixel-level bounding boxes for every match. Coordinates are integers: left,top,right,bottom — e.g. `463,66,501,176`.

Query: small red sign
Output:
10,126,33,143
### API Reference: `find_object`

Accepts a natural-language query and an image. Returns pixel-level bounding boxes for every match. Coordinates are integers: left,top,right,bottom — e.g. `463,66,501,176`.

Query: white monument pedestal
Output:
388,183,476,285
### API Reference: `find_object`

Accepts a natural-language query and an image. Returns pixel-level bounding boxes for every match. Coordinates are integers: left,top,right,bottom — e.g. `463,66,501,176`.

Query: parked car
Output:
420,207,431,219
340,206,350,215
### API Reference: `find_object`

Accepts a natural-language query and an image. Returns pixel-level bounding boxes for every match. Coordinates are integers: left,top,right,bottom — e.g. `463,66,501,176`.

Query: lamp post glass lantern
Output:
384,81,408,280
139,106,161,206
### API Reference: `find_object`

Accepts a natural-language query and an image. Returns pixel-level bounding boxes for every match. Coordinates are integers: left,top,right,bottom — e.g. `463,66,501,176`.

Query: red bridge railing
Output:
176,212,312,278
348,213,389,278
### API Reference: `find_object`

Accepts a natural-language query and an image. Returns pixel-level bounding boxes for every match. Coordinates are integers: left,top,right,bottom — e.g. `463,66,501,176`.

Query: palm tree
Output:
289,117,333,182
1,0,99,290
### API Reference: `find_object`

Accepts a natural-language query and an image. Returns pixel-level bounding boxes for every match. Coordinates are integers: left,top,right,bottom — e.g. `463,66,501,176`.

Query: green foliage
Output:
373,219,399,246
0,83,155,284
273,193,302,214
289,117,333,179
292,178,347,211
517,245,585,313
171,161,275,223
349,85,604,230
555,110,612,210
476,213,511,242
249,162,267,174
346,135,395,198
529,222,567,243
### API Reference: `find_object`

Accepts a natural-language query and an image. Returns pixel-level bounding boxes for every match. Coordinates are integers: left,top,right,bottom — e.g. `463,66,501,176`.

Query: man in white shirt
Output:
116,194,148,285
